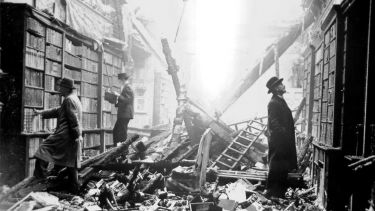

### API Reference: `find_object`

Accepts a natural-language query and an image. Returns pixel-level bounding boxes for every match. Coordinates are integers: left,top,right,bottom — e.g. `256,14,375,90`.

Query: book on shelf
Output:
24,88,44,107
45,75,58,91
81,83,98,98
45,60,62,77
82,70,98,83
82,113,97,129
46,28,62,47
44,118,57,132
102,112,112,128
104,132,113,146
81,58,98,72
64,68,81,81
46,45,62,62
23,108,43,132
81,97,97,113
25,48,45,70
104,52,113,64
64,52,82,68
27,17,45,36
45,92,61,109
113,56,122,68
65,39,81,56
26,32,45,51
104,64,113,75
25,68,43,88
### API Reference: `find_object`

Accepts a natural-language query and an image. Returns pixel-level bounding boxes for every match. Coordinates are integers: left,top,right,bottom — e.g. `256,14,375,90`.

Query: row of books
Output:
26,32,45,51
103,75,122,88
104,132,114,146
27,18,45,36
102,112,112,128
81,83,98,98
46,45,62,62
103,97,112,112
83,133,101,148
81,45,99,61
25,68,43,88
65,52,82,68
82,70,98,83
64,68,81,81
104,52,122,68
82,58,98,73
45,92,61,109
82,113,98,129
83,133,101,157
81,97,98,113
23,108,43,132
45,75,59,91
46,28,63,47
24,88,44,107
103,64,121,76
65,39,81,56
45,60,62,77
25,47,45,70
44,119,57,132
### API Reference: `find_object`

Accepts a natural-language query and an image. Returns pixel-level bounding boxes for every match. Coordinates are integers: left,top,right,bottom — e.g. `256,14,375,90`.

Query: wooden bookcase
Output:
0,4,125,182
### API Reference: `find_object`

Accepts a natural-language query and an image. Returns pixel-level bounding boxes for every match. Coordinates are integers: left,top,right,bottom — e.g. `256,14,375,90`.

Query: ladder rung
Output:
228,147,245,155
238,135,253,142
221,153,240,161
232,140,249,148
215,160,233,168
241,130,257,137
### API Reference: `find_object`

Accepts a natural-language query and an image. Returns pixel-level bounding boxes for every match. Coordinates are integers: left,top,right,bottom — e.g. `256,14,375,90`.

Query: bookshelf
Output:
102,48,123,147
0,4,126,181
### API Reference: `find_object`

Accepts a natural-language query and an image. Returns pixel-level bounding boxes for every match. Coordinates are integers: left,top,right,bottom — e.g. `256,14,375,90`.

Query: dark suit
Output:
113,84,134,144
266,95,297,197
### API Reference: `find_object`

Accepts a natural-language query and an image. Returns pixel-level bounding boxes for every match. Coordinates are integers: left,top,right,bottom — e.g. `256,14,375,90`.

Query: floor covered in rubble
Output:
0,132,322,211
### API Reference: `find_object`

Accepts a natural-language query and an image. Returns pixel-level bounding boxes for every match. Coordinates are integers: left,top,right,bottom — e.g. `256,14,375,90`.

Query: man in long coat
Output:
265,76,297,198
33,78,82,193
113,72,134,146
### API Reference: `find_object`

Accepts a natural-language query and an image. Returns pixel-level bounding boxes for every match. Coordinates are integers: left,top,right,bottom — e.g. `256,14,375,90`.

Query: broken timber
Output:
79,134,141,181
217,169,302,182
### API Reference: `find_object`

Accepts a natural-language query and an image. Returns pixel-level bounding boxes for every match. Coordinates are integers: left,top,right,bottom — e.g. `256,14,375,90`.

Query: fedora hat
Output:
118,72,129,80
59,78,76,89
266,76,283,94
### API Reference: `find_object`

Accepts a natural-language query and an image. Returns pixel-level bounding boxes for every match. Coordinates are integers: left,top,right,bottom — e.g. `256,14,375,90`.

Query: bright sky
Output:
127,0,304,116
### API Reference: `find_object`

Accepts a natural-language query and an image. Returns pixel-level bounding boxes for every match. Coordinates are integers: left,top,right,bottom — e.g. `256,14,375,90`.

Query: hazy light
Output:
195,0,241,101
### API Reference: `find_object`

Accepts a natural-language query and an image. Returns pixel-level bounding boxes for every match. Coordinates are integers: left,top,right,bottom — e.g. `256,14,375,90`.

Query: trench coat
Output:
266,95,297,196
34,94,82,168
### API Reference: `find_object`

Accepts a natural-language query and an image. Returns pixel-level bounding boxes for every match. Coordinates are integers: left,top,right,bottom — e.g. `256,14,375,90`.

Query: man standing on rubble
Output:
113,72,134,146
33,78,82,194
264,76,297,198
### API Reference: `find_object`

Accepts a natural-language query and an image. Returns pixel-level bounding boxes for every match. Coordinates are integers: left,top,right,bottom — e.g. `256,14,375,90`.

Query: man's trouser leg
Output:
67,167,80,194
34,158,48,178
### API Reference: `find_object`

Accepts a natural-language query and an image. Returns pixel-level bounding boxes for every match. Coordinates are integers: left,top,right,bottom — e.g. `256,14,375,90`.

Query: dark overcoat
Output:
266,94,297,196
34,94,82,168
117,84,134,119
113,84,134,143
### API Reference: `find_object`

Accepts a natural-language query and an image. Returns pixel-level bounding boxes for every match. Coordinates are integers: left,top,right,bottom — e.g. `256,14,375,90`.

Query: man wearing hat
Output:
264,76,297,198
33,77,82,194
113,72,134,146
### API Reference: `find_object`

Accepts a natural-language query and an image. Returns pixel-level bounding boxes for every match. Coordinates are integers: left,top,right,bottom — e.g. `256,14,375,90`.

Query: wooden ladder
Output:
210,120,267,170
